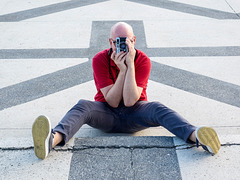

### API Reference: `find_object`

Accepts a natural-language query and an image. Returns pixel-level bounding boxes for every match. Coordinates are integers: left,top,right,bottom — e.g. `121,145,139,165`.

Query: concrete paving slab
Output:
0,22,91,49
150,61,240,108
0,129,33,148
0,81,96,128
144,20,240,47
24,0,210,22
69,148,135,180
69,136,181,180
174,135,240,180
227,0,240,13
0,0,107,22
127,0,239,19
0,150,72,180
132,148,181,180
171,0,235,13
0,0,67,15
74,136,174,148
0,61,93,110
0,127,74,149
0,81,94,148
0,58,88,88
147,80,240,127
151,56,240,86
75,125,175,138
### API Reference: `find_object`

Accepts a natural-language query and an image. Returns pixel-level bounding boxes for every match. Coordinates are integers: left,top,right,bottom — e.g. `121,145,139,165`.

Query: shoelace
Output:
196,138,200,148
196,138,210,152
49,130,56,152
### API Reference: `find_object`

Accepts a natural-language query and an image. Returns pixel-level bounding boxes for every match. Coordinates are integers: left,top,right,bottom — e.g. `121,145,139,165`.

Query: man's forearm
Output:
123,65,140,107
105,71,126,108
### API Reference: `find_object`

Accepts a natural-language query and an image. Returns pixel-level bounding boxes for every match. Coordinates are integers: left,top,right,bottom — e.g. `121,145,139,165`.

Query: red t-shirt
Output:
92,49,151,102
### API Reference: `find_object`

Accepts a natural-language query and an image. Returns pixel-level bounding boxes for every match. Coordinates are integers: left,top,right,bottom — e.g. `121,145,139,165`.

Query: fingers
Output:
125,38,136,67
111,50,127,72
125,38,134,51
117,51,127,61
111,50,116,60
112,51,126,62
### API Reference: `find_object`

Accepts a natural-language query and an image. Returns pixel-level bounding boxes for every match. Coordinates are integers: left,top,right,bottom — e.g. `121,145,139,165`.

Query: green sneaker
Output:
195,126,221,155
32,115,54,159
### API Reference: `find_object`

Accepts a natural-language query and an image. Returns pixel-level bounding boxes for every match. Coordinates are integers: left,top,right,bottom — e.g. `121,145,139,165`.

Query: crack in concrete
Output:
1,143,239,152
0,146,34,151
129,148,135,180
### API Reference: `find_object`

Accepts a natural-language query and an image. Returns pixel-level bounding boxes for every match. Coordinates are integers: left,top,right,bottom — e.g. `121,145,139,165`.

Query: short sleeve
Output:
92,51,113,90
135,52,151,89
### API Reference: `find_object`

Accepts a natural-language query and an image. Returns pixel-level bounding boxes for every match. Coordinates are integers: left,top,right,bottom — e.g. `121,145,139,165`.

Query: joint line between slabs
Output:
1,143,239,152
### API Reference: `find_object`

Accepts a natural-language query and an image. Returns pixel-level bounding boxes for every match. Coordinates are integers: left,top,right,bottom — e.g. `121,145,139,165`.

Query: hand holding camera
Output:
111,47,127,73
113,36,135,70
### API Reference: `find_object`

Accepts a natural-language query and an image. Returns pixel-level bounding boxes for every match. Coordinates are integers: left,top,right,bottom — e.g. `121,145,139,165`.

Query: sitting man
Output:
32,22,221,159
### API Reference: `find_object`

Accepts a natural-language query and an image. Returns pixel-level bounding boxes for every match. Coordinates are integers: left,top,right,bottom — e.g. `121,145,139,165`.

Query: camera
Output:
116,37,128,54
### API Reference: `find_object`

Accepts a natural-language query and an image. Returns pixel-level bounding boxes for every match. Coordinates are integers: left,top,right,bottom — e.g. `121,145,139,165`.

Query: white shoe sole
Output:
32,115,51,159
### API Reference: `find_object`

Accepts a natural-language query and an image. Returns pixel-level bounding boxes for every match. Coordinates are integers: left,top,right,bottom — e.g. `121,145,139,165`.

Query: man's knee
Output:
72,99,92,110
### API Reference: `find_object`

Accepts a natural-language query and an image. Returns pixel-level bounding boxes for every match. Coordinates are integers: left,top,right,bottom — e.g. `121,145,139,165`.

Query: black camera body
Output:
116,37,128,54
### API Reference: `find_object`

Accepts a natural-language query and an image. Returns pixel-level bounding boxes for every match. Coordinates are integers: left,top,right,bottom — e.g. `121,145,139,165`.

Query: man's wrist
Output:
127,63,135,69
119,70,127,76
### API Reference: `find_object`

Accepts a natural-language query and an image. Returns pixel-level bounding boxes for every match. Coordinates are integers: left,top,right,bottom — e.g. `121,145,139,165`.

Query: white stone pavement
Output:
0,0,240,179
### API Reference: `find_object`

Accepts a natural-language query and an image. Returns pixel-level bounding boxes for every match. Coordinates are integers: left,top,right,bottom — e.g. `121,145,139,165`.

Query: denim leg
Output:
120,101,196,142
53,99,118,145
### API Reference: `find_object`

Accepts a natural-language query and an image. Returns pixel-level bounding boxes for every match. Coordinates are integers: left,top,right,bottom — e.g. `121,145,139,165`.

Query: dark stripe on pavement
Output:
127,0,240,19
1,46,240,59
69,136,182,180
0,0,108,22
0,62,92,110
150,61,240,108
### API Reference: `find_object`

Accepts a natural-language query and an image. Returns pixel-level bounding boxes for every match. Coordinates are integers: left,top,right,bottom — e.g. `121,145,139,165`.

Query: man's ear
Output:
109,38,112,46
133,36,136,45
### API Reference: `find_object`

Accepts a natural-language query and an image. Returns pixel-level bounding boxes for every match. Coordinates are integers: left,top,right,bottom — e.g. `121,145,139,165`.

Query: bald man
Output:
32,22,220,159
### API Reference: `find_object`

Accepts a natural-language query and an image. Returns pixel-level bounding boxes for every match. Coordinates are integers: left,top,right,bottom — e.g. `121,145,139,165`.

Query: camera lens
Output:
120,44,126,48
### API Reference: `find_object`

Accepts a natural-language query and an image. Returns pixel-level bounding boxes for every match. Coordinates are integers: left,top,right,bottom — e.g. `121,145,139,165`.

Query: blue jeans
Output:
54,100,196,145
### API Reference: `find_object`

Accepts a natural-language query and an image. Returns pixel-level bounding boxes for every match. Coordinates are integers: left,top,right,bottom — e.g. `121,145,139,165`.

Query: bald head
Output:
110,22,134,39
